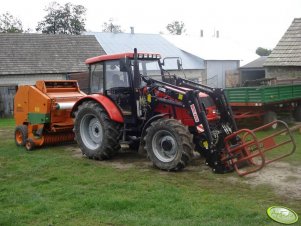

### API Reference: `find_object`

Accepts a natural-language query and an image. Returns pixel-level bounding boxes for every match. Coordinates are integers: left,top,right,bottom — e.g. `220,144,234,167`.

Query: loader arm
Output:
142,75,235,173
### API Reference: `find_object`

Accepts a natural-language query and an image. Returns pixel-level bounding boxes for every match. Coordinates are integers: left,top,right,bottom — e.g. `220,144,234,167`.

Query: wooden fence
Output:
0,85,17,118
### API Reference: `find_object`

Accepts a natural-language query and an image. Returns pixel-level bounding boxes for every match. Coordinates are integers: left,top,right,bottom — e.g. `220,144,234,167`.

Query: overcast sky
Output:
1,0,301,52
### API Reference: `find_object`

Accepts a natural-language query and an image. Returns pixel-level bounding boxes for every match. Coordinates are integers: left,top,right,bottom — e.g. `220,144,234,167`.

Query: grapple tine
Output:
223,120,295,176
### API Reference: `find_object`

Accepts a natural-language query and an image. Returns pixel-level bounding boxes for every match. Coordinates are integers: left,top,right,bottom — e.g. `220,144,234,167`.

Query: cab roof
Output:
85,52,161,65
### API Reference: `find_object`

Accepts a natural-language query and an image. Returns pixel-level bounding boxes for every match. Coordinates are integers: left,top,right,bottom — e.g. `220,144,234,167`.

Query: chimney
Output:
130,27,134,34
200,29,203,37
216,30,219,38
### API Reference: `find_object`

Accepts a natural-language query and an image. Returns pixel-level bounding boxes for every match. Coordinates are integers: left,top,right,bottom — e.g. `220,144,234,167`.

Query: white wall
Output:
205,60,240,88
0,74,66,86
167,69,206,82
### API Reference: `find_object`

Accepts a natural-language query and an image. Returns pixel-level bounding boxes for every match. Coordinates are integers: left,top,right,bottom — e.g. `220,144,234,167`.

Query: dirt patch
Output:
228,162,301,200
71,147,152,170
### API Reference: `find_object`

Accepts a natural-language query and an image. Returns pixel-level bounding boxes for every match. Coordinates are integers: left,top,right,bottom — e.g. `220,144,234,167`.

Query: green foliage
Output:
36,1,86,35
0,12,23,33
102,18,123,33
166,21,186,35
256,47,272,56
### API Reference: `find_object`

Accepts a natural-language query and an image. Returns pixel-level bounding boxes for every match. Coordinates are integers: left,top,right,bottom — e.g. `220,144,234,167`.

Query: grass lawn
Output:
0,118,300,226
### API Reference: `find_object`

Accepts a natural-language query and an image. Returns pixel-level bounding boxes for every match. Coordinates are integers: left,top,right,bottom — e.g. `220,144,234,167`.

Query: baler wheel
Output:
25,139,35,151
74,101,121,160
14,125,28,146
144,118,194,171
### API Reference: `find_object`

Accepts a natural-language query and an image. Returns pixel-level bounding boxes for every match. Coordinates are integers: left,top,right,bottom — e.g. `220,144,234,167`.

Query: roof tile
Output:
0,33,105,75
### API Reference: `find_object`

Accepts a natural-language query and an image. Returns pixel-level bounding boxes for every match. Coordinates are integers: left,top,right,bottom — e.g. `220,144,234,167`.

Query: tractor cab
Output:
86,52,163,123
85,51,217,124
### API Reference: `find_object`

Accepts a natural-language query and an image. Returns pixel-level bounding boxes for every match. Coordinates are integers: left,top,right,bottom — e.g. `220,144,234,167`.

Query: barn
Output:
0,33,104,117
264,18,301,79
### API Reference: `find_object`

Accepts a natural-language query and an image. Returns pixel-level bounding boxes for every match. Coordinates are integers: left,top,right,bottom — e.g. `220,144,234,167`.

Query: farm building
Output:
163,35,257,88
0,33,104,117
264,18,301,78
86,32,205,82
239,56,267,86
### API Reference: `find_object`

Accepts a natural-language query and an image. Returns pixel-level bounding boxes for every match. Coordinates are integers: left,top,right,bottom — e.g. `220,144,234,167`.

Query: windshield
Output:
131,59,162,81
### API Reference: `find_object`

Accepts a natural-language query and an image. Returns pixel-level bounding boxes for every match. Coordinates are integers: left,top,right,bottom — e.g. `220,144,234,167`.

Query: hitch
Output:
223,120,296,176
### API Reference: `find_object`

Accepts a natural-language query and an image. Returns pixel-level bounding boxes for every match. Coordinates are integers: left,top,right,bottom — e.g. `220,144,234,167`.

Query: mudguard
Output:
71,94,124,123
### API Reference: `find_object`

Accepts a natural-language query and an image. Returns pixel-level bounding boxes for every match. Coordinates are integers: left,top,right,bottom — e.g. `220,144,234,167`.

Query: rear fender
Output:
71,94,124,123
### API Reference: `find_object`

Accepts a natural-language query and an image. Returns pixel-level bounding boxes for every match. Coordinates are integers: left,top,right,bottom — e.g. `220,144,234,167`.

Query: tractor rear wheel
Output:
144,118,194,171
15,125,28,146
74,101,121,160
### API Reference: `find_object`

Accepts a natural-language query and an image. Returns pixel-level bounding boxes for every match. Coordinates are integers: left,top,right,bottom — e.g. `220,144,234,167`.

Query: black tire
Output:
144,118,194,171
293,105,301,121
263,111,277,129
73,101,121,160
14,125,28,146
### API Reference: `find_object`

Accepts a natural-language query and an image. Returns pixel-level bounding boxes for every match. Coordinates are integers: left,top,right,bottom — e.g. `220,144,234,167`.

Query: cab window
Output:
91,63,104,93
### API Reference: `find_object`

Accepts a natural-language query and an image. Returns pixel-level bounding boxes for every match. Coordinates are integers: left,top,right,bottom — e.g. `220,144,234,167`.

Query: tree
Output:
0,12,23,33
166,21,186,35
102,18,123,33
256,47,272,56
36,1,86,35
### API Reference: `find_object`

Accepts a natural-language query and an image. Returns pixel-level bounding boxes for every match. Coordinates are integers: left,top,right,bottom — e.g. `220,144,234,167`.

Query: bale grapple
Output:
14,80,86,150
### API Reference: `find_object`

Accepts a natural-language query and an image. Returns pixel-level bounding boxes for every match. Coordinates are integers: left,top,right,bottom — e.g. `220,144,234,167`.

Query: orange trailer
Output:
14,80,86,150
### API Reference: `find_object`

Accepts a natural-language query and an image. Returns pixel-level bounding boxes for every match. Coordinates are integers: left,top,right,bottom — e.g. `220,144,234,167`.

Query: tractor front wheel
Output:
73,101,121,160
144,118,194,171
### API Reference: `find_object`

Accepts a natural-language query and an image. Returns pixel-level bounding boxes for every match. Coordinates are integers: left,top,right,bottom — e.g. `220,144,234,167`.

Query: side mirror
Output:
119,58,131,72
162,57,183,71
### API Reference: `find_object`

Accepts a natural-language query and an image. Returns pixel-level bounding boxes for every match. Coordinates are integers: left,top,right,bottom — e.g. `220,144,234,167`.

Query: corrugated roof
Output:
264,18,301,66
162,35,257,65
86,32,205,70
0,33,105,75
241,56,268,69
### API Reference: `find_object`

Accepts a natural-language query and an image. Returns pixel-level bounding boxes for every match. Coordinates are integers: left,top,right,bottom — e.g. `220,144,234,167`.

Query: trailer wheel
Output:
263,111,277,129
293,105,301,121
15,125,28,146
144,118,194,171
74,101,121,160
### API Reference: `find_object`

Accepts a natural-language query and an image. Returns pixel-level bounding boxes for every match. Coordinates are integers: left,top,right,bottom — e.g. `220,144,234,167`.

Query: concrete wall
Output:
265,67,301,79
0,73,66,86
205,60,240,88
167,69,206,83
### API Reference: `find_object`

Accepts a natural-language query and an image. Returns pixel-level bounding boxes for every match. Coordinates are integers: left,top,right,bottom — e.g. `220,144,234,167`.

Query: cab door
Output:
104,60,135,118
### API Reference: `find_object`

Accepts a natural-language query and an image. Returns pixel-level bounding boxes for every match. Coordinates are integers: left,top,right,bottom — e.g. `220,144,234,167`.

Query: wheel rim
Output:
80,114,103,150
152,130,178,162
15,130,23,145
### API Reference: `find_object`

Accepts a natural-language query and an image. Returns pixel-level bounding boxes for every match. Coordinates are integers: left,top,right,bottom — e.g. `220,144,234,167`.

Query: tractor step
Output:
223,120,296,176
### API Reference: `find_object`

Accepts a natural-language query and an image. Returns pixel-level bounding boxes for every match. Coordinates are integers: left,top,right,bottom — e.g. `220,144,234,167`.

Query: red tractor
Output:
71,49,295,176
